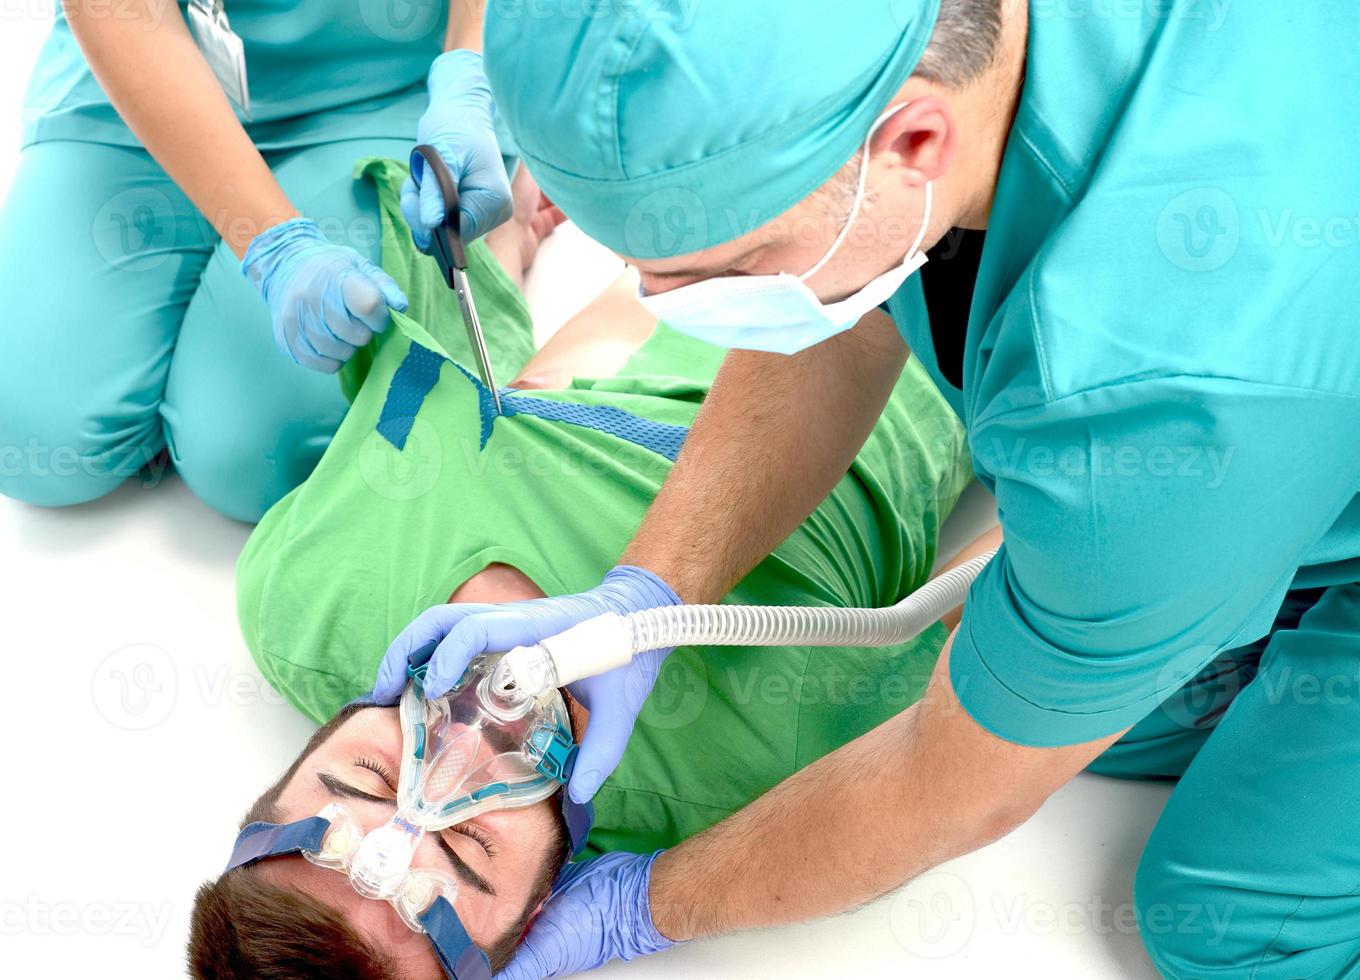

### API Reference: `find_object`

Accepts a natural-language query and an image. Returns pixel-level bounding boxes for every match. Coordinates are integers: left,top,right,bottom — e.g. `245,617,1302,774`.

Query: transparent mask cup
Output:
320,655,576,902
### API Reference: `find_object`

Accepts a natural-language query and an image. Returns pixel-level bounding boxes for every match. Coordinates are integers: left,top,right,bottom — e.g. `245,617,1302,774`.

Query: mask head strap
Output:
225,816,329,872
561,795,594,855
419,896,493,980
222,816,491,979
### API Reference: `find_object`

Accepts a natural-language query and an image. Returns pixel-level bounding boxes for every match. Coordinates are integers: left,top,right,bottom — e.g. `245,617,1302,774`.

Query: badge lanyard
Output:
186,0,252,119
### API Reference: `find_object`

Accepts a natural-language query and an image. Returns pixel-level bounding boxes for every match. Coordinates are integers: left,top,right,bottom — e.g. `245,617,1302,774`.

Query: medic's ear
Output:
870,95,957,186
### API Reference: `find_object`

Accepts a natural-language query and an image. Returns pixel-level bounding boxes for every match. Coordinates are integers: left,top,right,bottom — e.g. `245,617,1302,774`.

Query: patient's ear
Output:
565,690,590,739
519,900,548,944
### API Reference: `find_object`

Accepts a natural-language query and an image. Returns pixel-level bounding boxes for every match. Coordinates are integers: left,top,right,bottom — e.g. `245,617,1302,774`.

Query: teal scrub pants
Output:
0,136,409,521
1092,583,1360,977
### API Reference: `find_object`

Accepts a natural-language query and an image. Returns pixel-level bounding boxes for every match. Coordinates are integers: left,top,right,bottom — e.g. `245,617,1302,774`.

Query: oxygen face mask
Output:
223,657,579,978
331,655,577,901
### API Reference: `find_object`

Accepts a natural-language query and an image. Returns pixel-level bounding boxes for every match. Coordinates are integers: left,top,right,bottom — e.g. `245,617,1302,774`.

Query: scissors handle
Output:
410,144,468,274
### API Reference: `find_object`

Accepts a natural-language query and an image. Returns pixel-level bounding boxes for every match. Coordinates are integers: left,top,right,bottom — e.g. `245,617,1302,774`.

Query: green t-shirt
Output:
237,157,973,855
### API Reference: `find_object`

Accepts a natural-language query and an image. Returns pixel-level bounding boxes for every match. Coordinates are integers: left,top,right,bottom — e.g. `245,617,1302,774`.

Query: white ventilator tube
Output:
491,548,998,700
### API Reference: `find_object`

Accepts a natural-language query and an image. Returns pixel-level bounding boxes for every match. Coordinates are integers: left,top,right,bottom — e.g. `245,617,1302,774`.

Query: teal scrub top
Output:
887,2,1360,747
22,0,446,149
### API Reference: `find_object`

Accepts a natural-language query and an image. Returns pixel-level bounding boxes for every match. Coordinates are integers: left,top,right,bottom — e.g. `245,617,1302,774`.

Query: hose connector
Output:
492,613,636,699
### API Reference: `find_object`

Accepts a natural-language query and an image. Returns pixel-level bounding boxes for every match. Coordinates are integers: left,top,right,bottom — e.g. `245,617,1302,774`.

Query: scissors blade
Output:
450,267,502,416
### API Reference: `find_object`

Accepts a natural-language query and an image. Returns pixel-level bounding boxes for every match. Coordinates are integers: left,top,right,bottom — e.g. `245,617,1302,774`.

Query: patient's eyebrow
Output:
316,773,497,897
436,833,497,897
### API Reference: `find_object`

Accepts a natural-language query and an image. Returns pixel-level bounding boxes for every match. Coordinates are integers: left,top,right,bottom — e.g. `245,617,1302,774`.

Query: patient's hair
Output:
187,703,571,977
914,0,1005,89
189,869,397,979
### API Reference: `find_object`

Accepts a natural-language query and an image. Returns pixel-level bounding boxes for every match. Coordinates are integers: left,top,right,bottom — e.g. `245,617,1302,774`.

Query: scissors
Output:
409,144,502,415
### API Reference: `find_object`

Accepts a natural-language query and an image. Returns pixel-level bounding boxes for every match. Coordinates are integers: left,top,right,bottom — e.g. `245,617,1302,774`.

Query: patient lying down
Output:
187,163,978,977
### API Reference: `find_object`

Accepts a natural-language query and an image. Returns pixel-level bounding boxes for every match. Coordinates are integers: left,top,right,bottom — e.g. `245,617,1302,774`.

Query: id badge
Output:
186,0,251,120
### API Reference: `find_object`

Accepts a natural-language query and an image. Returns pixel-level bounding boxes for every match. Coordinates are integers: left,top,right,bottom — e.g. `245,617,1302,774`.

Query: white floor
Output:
0,15,1166,979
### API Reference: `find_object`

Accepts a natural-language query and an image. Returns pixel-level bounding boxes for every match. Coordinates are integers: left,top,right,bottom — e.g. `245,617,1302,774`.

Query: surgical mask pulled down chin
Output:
636,103,933,355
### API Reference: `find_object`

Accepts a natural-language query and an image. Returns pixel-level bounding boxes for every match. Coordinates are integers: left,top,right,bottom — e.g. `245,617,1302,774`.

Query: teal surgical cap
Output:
484,0,941,259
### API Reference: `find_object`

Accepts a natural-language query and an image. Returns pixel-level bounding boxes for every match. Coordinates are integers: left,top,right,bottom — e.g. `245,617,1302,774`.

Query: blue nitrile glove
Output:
497,851,675,980
375,566,682,803
402,50,513,250
243,217,407,373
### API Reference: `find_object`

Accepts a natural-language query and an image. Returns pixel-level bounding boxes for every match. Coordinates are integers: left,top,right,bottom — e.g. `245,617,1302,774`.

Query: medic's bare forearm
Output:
446,0,486,51
648,632,1125,940
63,0,294,256
937,525,1003,632
622,310,908,602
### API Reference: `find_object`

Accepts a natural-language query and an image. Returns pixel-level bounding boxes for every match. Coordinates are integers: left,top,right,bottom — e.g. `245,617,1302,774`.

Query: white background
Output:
0,9,1165,978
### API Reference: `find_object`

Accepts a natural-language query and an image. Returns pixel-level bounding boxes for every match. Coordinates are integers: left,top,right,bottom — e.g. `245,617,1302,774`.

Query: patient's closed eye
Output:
449,822,497,857
354,757,397,796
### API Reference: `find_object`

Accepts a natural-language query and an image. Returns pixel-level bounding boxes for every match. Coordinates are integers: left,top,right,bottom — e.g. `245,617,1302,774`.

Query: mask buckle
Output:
526,723,578,783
